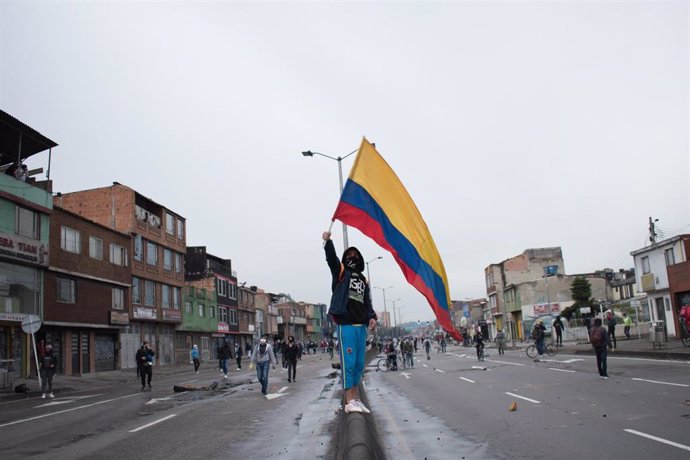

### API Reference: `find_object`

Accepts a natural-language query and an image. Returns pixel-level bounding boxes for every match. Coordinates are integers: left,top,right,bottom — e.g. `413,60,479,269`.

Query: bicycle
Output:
376,354,397,372
526,342,557,358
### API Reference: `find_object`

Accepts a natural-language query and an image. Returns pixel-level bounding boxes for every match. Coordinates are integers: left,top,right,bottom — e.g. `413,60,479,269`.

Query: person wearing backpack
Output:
590,318,612,379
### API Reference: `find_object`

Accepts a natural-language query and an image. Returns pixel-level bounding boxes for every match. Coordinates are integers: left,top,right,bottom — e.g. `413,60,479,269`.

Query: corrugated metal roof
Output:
0,109,58,166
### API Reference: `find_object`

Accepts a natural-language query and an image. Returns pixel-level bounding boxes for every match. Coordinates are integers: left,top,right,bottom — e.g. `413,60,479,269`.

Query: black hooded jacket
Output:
324,239,376,324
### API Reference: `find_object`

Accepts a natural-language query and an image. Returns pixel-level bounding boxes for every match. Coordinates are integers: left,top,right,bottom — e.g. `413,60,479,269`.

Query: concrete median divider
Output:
335,347,386,460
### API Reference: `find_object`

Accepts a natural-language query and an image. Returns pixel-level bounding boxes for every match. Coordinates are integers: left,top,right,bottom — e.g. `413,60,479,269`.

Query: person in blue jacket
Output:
190,344,201,374
323,231,377,414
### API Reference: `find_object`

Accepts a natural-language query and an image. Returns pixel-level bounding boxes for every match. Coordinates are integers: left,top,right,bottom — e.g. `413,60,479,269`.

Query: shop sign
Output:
217,323,229,333
0,231,49,267
161,308,181,321
0,312,28,322
109,311,130,325
133,307,157,320
534,303,560,314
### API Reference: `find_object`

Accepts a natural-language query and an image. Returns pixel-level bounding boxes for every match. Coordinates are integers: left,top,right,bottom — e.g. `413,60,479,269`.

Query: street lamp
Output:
302,148,358,248
365,256,382,284
374,285,393,328
389,298,401,327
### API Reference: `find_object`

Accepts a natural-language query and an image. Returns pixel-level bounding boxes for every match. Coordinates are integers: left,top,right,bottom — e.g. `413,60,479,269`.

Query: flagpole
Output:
323,220,334,248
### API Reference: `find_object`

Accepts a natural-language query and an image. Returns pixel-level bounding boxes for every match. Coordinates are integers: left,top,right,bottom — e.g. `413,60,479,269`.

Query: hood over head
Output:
341,246,365,273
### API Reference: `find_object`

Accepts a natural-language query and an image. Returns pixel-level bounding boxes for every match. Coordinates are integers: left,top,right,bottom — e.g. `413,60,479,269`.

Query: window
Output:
112,288,124,310
665,248,676,267
16,206,39,239
175,253,182,273
146,241,158,266
89,236,103,260
61,226,80,254
228,309,238,325
229,283,237,300
198,303,205,317
163,249,173,271
177,218,184,239
57,277,76,303
161,284,170,308
132,277,141,304
209,306,216,319
641,256,650,274
219,307,228,323
165,213,175,235
185,301,192,314
110,243,128,266
145,280,155,306
217,279,227,297
172,287,180,309
134,235,143,261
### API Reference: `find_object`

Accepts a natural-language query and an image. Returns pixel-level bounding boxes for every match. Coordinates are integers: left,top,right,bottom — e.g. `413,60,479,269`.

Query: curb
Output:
572,348,690,361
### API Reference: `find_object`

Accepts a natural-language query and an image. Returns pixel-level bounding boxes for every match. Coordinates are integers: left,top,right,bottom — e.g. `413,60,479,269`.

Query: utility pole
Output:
649,216,659,244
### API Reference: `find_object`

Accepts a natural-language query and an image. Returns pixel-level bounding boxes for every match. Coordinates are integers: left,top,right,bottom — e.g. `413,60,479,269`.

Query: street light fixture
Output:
388,298,401,328
301,148,358,248
365,256,383,284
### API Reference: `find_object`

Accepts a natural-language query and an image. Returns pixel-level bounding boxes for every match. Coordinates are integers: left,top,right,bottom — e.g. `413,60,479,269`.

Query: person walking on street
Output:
218,341,231,378
284,335,299,382
623,313,633,340
424,337,431,360
40,344,57,399
245,342,253,361
474,331,485,362
190,345,201,374
590,318,612,379
606,311,617,350
250,337,278,395
495,329,506,355
323,231,377,414
552,315,564,346
135,341,155,391
234,343,242,370
583,315,592,342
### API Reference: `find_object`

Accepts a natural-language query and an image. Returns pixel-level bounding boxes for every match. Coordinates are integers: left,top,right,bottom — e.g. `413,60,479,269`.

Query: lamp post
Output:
365,256,382,284
374,286,393,328
302,148,358,249
389,298,401,335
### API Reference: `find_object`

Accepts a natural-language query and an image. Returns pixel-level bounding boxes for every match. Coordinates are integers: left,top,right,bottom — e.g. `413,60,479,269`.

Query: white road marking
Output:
624,429,690,452
265,393,286,400
485,359,524,366
609,356,690,365
631,378,689,388
459,377,475,383
422,364,428,368
36,400,74,407
129,414,177,433
278,386,288,393
471,366,488,370
549,368,576,373
505,392,540,404
435,369,446,374
145,393,185,405
400,372,411,380
0,393,139,428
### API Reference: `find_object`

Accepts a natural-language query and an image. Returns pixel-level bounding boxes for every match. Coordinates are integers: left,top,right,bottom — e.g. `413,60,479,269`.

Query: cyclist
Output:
423,337,431,360
531,319,546,359
385,340,398,371
474,331,485,361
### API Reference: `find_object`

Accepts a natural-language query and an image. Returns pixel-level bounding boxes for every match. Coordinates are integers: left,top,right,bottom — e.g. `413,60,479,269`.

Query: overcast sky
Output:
1,1,688,324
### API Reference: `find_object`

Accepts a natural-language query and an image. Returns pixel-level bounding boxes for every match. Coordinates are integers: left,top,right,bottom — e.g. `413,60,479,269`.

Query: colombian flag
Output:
332,138,460,340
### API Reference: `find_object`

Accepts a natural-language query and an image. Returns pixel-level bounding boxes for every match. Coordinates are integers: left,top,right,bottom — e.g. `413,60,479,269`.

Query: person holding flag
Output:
323,231,377,414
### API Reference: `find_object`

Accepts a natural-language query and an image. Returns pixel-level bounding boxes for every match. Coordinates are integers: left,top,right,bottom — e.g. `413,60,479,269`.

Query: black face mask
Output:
345,257,360,270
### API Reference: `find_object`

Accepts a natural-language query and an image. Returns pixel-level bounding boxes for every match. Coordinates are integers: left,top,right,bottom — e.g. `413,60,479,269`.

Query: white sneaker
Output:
354,400,371,414
236,368,241,371
344,400,364,414
224,374,228,379
48,393,54,398
41,393,46,399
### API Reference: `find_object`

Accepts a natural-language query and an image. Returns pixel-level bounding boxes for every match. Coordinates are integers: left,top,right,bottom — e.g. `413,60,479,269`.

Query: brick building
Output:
43,206,131,374
56,183,186,367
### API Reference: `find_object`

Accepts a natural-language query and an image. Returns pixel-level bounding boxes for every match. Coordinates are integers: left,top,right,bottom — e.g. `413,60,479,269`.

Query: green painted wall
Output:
181,286,218,332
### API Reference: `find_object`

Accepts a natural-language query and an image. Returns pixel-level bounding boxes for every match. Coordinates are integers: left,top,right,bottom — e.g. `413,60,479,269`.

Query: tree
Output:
570,276,592,313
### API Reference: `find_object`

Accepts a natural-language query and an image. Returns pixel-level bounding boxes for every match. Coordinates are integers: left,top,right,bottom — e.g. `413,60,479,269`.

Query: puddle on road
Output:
367,372,494,459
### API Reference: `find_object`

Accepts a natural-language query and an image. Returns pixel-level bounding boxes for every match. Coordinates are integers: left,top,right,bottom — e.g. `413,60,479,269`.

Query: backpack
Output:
590,327,605,347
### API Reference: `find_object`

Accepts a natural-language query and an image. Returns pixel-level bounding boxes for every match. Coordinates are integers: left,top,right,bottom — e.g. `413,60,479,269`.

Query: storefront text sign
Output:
0,232,49,267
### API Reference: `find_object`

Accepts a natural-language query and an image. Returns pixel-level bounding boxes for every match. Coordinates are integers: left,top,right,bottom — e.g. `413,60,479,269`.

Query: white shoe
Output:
48,393,54,398
344,400,364,414
237,368,241,371
41,393,46,399
354,400,371,414
224,374,228,379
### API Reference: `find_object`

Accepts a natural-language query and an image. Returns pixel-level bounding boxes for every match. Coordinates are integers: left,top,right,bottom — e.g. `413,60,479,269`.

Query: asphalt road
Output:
0,352,341,460
365,344,690,459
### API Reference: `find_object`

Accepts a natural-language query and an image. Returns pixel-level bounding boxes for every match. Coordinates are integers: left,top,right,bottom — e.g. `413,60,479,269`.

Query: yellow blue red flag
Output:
332,138,460,340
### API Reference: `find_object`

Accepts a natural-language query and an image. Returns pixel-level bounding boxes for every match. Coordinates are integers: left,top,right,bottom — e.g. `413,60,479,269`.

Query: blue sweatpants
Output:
338,323,366,390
